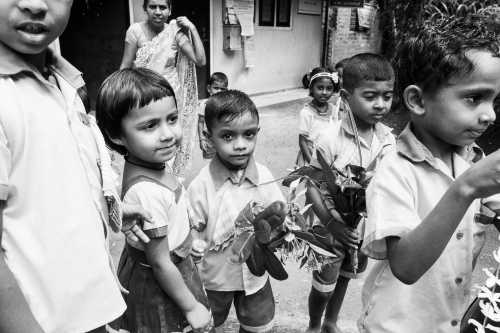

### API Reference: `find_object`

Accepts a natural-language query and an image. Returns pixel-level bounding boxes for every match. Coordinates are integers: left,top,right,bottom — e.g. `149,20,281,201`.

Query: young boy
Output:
358,15,500,333
307,53,396,333
188,90,285,333
198,72,229,159
0,1,149,332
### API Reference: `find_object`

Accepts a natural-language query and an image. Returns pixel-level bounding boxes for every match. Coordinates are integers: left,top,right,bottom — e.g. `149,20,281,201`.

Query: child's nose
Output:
480,105,496,125
233,137,247,150
159,124,174,141
19,0,48,17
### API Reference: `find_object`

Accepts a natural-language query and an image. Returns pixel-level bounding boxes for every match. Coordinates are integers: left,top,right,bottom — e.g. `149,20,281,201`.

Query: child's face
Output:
207,81,228,96
344,80,394,127
416,50,500,150
116,96,181,164
0,0,73,55
208,111,259,170
310,77,335,104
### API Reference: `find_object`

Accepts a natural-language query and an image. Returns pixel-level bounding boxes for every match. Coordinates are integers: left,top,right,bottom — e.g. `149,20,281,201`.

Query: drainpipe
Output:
320,0,330,67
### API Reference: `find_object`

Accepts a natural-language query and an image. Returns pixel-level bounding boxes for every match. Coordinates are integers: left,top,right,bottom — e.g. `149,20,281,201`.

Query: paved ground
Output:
109,97,500,333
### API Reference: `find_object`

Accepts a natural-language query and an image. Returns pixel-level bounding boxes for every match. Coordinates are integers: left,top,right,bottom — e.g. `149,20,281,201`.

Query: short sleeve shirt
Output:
123,181,190,252
358,125,487,333
187,157,285,295
0,44,124,332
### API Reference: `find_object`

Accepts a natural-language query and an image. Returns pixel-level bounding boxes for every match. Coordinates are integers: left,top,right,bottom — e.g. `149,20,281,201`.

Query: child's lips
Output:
17,22,49,34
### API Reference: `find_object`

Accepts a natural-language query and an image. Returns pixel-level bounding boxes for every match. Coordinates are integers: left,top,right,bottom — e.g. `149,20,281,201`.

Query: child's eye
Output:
383,93,393,101
140,121,158,130
464,95,481,105
245,131,256,139
222,134,233,141
167,114,178,124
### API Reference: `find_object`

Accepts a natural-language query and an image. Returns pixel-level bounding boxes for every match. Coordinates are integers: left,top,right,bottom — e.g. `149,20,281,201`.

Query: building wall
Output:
212,0,323,95
329,6,382,66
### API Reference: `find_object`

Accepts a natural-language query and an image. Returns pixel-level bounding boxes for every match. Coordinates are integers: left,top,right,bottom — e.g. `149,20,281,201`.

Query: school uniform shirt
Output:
0,44,125,332
188,156,285,295
312,117,395,171
123,181,190,252
358,124,496,333
310,118,395,229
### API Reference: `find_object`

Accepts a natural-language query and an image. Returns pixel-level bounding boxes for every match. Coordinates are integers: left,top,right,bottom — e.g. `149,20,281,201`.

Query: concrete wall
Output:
329,6,382,65
211,0,323,95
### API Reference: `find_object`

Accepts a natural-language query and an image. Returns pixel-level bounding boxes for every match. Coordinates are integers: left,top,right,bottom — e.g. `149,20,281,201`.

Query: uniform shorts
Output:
205,279,275,333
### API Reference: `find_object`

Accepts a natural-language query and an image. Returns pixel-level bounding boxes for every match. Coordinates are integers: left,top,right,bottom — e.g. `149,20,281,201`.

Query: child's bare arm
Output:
145,236,211,329
306,184,358,248
387,149,500,284
120,41,138,69
299,135,312,164
0,201,44,333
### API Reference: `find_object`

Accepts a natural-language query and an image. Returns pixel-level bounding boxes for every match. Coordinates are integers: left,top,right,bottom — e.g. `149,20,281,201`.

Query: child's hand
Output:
122,203,152,243
457,149,500,199
325,220,359,249
191,239,208,263
185,302,212,330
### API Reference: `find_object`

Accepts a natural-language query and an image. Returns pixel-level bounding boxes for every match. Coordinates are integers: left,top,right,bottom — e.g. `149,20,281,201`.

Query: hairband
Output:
309,72,339,87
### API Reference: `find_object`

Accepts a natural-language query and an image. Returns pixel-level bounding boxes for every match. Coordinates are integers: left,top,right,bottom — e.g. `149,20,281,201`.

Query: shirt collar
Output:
209,155,259,191
397,123,483,168
0,42,84,89
340,116,393,145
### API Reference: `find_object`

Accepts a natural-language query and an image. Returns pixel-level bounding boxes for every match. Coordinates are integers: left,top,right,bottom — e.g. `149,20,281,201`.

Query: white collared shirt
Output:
0,46,125,332
359,125,491,333
188,157,284,295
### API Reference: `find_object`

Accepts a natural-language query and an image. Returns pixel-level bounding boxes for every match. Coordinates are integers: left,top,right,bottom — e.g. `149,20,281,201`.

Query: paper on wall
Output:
233,0,255,36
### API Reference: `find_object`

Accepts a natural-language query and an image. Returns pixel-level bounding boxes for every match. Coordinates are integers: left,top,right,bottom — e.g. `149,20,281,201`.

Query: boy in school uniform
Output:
198,72,228,159
0,1,149,332
306,53,396,333
188,90,284,333
358,15,500,333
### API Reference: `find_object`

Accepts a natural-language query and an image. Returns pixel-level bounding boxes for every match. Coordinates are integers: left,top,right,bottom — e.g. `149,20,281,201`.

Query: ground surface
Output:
109,97,499,333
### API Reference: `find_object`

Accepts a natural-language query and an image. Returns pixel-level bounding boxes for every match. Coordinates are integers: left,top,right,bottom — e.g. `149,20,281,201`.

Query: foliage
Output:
378,0,500,59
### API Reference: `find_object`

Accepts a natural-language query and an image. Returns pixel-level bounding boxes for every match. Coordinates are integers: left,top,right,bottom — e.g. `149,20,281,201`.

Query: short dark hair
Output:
342,53,394,92
96,68,176,155
395,14,500,101
204,90,259,131
143,0,171,11
308,67,340,95
334,58,349,71
208,72,228,87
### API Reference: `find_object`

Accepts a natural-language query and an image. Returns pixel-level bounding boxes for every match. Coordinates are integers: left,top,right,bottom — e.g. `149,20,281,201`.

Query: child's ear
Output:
109,135,125,147
403,85,426,116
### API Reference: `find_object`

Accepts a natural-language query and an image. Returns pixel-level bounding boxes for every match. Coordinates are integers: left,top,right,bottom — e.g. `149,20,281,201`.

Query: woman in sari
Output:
120,0,206,177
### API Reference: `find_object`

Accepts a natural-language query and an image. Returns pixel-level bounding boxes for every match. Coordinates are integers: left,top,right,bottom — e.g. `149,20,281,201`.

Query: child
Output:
198,72,229,159
188,90,285,333
297,67,340,166
358,15,500,333
306,53,396,333
96,68,213,333
0,1,150,332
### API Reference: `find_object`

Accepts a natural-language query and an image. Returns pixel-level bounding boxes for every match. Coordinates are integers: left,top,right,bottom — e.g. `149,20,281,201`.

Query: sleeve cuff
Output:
0,184,8,201
144,226,168,239
362,226,411,260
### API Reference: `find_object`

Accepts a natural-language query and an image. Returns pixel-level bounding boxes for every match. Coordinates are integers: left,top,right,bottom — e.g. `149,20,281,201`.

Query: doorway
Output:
171,2,211,98
60,0,129,108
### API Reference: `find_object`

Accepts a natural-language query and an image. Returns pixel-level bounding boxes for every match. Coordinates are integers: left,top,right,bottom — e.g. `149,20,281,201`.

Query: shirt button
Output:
451,319,459,326
455,277,463,285
456,231,464,240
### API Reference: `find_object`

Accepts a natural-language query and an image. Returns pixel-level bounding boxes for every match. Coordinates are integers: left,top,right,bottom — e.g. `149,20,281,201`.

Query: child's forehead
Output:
353,79,394,91
216,111,259,129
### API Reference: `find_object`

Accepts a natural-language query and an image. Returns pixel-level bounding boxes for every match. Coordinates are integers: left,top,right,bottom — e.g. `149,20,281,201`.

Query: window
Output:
258,0,292,27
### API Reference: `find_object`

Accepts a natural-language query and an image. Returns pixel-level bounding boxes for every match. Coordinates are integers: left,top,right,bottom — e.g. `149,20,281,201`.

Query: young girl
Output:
297,67,340,166
96,68,213,333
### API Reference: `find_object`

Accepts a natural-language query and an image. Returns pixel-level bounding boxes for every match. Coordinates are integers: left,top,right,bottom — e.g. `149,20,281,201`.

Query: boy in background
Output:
198,72,228,159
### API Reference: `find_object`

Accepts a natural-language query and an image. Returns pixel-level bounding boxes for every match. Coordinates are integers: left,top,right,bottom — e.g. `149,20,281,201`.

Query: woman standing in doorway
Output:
120,0,206,177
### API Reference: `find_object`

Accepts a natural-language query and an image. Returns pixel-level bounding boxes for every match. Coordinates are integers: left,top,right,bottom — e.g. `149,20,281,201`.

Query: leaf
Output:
228,232,255,264
299,203,313,216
